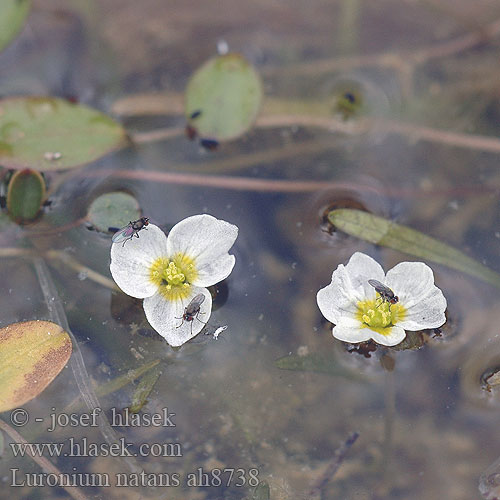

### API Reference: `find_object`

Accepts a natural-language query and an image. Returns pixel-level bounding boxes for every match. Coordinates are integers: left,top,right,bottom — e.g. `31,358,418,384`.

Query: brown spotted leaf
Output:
0,320,72,412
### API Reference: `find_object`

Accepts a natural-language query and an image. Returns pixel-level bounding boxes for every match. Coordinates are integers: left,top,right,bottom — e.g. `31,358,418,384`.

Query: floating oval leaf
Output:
0,97,127,171
6,168,45,222
87,192,140,233
185,53,263,141
0,0,31,53
329,209,500,289
0,320,72,412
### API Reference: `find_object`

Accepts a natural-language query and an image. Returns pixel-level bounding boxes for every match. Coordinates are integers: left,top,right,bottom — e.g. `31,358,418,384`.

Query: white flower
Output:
316,252,447,347
110,214,238,346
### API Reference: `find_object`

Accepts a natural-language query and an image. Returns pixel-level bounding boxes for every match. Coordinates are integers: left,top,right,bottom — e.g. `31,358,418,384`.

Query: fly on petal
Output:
112,225,135,243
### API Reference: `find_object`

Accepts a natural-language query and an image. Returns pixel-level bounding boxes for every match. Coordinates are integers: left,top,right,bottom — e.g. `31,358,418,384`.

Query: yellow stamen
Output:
356,296,406,336
149,253,198,301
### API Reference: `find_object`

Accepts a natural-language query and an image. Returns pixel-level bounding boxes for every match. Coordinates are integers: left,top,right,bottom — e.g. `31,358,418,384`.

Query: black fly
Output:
112,217,149,247
175,294,207,333
368,279,399,309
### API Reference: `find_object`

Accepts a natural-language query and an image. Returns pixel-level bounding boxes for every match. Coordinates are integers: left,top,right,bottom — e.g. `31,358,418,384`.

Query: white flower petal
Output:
194,254,236,287
344,252,386,300
110,224,168,298
143,287,212,346
317,265,358,324
386,261,447,330
369,326,407,346
385,262,434,307
396,288,447,330
167,215,238,284
332,320,372,343
316,252,384,324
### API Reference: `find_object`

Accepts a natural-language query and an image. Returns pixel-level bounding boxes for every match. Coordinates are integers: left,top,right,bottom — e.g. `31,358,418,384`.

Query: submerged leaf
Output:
185,53,263,142
0,0,31,53
329,209,500,289
6,168,45,222
0,320,72,412
0,97,127,171
276,353,365,381
64,359,161,413
128,365,162,413
87,192,140,233
251,482,271,500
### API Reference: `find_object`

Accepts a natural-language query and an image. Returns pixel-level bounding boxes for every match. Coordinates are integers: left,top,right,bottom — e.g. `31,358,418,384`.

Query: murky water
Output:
1,1,500,499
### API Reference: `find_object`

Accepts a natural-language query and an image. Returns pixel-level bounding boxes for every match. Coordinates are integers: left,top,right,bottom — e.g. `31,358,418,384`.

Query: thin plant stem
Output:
130,113,500,156
45,250,118,290
261,17,500,77
379,369,396,496
306,431,360,498
33,258,140,474
84,168,497,198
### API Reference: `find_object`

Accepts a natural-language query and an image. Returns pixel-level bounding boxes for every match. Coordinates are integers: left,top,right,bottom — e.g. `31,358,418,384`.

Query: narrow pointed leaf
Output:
276,353,366,381
128,366,162,413
64,359,161,413
0,97,127,171
0,320,72,412
0,0,31,53
329,209,500,289
252,482,270,500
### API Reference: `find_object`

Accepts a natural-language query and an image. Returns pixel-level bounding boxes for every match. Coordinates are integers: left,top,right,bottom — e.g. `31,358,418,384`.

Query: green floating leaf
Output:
0,0,31,53
185,53,263,141
6,168,45,222
0,320,72,412
0,97,127,171
276,353,366,381
87,192,140,233
251,481,271,500
329,209,500,289
129,365,162,413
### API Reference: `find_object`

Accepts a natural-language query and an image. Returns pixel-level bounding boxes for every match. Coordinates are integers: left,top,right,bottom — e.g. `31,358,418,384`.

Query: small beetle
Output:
112,217,149,247
176,294,207,333
368,279,399,309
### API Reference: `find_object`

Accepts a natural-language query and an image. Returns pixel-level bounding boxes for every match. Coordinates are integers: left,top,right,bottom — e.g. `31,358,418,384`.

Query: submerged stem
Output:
33,258,140,473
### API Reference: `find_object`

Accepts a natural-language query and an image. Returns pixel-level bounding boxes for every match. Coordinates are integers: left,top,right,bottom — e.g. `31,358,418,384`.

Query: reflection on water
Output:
1,0,500,499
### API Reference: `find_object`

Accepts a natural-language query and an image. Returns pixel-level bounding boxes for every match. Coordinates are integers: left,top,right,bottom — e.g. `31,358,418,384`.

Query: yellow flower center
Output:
149,253,198,301
355,296,406,335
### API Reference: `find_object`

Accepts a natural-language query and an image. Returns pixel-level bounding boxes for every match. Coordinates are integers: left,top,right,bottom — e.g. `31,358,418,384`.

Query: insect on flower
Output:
368,279,399,309
176,293,207,333
112,217,150,247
